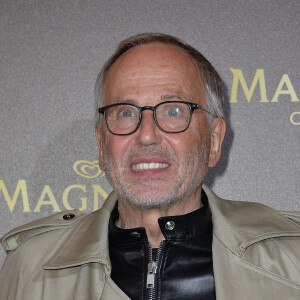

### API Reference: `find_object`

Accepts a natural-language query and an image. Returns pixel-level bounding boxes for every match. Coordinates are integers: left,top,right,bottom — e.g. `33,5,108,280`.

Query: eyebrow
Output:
111,98,137,104
110,94,185,105
161,94,183,101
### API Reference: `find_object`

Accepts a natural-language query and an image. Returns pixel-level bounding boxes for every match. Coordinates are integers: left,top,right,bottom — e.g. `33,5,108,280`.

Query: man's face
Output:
96,43,224,209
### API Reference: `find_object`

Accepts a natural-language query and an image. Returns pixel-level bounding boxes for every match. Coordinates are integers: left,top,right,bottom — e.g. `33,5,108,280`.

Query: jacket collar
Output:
44,185,300,270
109,190,212,243
203,185,300,255
44,191,118,272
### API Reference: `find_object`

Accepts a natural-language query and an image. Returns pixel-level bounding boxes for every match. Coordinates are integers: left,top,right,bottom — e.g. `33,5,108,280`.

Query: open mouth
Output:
131,162,169,171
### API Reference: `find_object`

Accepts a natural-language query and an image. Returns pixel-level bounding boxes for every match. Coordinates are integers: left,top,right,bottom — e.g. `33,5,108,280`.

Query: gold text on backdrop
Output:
0,161,108,213
230,68,299,125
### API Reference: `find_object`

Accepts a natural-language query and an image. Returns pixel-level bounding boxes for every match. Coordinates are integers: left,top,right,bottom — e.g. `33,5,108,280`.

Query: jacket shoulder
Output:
203,185,300,230
203,184,300,253
0,209,86,251
278,210,300,225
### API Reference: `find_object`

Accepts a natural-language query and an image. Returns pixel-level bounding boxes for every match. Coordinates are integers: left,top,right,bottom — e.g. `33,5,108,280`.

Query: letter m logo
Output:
0,180,30,212
230,68,268,103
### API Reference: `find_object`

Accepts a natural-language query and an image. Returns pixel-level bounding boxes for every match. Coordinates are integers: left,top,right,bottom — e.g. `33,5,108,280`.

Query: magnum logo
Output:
230,68,299,125
0,160,109,213
73,160,105,178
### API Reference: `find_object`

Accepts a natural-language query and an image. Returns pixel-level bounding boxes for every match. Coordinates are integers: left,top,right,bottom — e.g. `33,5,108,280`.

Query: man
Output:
0,33,299,300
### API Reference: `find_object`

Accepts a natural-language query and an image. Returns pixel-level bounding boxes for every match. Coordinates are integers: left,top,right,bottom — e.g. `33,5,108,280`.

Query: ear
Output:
95,124,105,171
208,118,227,167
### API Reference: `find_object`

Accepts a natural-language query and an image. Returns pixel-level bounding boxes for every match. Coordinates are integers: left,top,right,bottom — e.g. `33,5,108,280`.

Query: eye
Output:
167,107,179,116
157,102,188,120
116,106,137,118
121,109,134,117
166,106,181,117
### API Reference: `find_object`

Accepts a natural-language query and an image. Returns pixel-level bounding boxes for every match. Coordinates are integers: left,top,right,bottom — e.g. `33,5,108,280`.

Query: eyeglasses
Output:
98,101,213,136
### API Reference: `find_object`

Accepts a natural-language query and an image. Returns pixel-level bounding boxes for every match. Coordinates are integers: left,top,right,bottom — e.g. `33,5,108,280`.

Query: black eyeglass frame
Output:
98,101,213,136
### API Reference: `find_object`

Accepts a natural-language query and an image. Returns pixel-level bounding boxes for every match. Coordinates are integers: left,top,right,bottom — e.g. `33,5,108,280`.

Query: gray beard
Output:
101,136,210,210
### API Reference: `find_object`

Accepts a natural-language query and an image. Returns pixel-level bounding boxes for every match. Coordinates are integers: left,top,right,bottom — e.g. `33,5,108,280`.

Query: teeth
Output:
132,162,169,171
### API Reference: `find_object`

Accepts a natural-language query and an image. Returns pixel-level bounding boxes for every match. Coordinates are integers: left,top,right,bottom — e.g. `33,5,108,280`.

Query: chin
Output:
120,189,182,210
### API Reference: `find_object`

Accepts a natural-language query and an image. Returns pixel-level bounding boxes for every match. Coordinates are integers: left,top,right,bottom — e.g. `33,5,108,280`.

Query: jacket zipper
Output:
146,242,164,300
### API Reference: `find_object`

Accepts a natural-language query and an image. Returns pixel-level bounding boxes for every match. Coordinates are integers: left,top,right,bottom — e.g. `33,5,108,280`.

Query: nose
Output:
136,110,162,145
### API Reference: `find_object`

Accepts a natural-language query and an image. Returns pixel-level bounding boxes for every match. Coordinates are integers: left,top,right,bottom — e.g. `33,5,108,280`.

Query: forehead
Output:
103,43,205,105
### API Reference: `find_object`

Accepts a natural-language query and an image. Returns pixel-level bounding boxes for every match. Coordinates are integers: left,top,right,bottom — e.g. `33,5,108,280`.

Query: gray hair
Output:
95,33,225,125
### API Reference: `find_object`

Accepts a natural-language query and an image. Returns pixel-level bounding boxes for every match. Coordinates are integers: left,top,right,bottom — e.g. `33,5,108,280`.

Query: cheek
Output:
105,135,133,162
163,131,200,158
179,121,205,145
189,119,210,143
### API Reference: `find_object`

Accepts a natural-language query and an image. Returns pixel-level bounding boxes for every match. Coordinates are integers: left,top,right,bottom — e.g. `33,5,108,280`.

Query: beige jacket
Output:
0,185,299,300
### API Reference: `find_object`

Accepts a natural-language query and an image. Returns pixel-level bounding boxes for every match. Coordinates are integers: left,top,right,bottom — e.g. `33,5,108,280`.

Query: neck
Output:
115,186,203,248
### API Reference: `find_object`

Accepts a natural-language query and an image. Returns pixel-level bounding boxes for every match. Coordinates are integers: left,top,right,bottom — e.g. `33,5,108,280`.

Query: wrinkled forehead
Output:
103,43,205,105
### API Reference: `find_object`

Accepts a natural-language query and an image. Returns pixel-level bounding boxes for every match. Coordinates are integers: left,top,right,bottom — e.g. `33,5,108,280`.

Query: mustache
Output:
122,145,178,166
